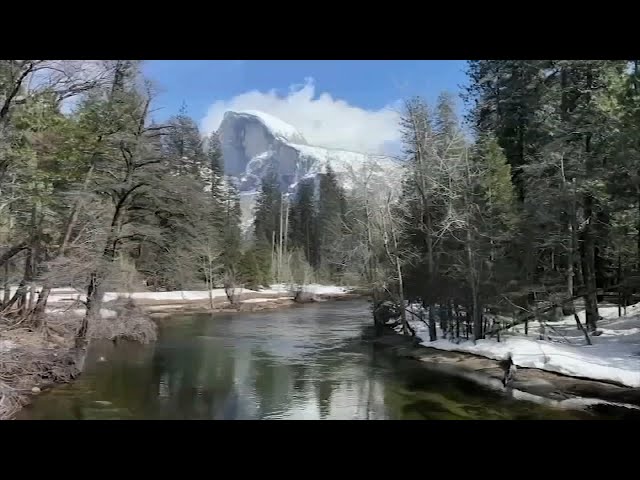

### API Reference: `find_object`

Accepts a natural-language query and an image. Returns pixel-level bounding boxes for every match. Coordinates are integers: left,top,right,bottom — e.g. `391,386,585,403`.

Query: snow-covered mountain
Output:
218,110,403,231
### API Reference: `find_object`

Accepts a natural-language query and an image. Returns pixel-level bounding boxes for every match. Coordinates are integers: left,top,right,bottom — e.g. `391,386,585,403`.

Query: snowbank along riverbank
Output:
404,301,640,389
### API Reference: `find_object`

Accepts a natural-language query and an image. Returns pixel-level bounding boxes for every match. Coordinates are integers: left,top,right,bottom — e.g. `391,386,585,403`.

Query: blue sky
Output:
143,60,469,153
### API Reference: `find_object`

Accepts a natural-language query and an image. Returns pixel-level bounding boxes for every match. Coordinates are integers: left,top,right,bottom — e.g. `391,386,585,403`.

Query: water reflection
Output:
19,300,606,420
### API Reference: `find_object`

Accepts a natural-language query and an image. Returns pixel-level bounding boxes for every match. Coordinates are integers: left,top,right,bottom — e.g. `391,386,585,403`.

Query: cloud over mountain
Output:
201,78,400,155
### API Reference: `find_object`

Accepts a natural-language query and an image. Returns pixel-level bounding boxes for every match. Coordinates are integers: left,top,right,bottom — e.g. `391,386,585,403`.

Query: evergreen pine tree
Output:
253,165,282,246
434,91,460,157
207,131,225,201
164,103,208,179
221,179,242,274
288,178,316,265
237,247,261,290
316,164,346,278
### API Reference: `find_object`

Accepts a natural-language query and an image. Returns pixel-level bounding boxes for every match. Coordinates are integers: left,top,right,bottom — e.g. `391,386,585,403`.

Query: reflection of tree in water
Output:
147,315,239,419
75,341,157,417
140,308,389,419
70,321,393,419
291,363,307,393
315,363,336,420
199,338,236,419
251,348,295,418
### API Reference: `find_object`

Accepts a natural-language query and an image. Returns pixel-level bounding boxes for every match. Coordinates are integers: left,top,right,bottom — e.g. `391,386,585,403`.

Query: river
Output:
18,299,617,420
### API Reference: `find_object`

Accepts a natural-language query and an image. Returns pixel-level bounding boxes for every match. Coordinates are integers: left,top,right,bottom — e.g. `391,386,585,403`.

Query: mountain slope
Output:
218,110,403,231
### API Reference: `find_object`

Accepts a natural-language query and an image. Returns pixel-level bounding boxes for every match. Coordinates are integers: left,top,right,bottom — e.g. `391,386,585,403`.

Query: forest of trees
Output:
389,60,640,341
2,60,639,345
0,61,242,341
252,61,640,342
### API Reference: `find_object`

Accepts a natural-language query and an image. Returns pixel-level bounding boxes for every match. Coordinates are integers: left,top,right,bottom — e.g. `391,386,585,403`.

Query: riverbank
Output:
0,284,359,319
0,284,358,419
369,328,640,415
0,298,159,420
139,286,362,318
403,301,640,390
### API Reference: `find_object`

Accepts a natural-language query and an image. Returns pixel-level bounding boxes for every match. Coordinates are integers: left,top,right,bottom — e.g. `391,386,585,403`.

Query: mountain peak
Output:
224,110,307,145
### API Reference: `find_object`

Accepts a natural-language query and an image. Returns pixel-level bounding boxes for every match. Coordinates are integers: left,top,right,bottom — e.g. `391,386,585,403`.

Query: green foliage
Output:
221,179,242,274
207,131,224,194
316,164,346,278
475,134,518,230
164,105,208,179
237,248,261,290
434,91,460,156
458,59,640,332
238,243,271,289
288,248,315,285
253,165,282,246
288,178,316,265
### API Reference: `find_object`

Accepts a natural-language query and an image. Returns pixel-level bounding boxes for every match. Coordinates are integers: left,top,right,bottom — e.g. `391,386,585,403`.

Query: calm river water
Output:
19,299,618,420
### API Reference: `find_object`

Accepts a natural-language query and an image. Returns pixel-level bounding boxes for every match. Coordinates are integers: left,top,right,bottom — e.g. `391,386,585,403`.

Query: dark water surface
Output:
20,299,611,420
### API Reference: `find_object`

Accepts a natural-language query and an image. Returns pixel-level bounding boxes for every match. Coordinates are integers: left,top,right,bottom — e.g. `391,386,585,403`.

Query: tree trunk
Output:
207,260,214,310
30,164,96,323
32,286,51,327
27,283,36,311
271,230,276,284
79,195,126,339
560,155,577,317
618,254,622,318
466,315,470,340
483,311,488,338
16,248,34,316
4,278,28,314
581,195,599,332
637,184,640,271
2,259,10,305
0,242,28,268
441,301,449,338
574,313,592,345
396,258,409,335
284,195,290,265
426,212,434,277
468,272,482,340
427,303,437,341
79,272,100,340
564,169,575,299
581,70,599,332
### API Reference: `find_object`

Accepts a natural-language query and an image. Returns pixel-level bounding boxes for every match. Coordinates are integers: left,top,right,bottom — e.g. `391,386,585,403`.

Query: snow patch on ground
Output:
242,297,292,304
2,284,350,306
258,284,293,295
305,284,351,295
46,307,117,319
102,289,231,303
0,287,86,305
262,284,352,296
510,388,640,412
408,302,640,388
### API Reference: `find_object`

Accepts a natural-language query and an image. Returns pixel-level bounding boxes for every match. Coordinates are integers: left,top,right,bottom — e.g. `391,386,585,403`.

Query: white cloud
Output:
200,78,401,154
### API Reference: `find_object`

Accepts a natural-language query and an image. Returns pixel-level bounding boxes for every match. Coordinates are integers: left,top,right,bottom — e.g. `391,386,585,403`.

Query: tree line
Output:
383,60,640,340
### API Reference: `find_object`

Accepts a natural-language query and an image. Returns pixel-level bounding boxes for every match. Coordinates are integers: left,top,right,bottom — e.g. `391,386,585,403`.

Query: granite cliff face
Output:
219,110,401,190
217,110,402,231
